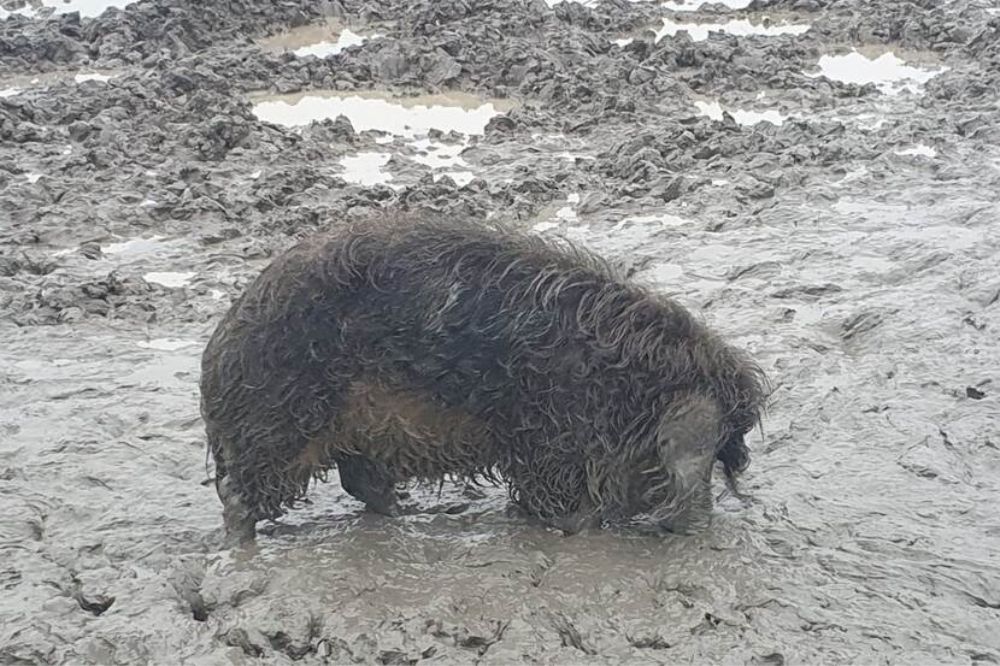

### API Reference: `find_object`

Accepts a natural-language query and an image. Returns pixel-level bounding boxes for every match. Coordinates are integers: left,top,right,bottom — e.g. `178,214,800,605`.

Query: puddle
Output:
135,338,197,352
433,171,475,187
102,236,168,256
257,18,379,58
0,69,118,94
73,72,113,83
806,49,946,94
694,100,786,126
617,212,691,227
338,152,393,187
250,90,517,138
663,0,752,10
894,144,937,158
143,271,195,288
532,194,584,233
654,17,811,42
854,114,888,131
409,139,467,169
0,0,133,19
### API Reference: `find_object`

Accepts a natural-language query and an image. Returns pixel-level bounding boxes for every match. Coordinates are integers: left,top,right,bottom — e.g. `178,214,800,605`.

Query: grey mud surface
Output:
2,0,1000,663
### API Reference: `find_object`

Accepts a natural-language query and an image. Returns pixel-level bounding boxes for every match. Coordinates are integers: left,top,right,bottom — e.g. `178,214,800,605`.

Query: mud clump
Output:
201,215,767,543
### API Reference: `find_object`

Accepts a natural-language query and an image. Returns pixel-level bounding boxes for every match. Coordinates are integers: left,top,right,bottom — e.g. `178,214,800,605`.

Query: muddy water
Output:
257,18,380,59
2,0,1000,663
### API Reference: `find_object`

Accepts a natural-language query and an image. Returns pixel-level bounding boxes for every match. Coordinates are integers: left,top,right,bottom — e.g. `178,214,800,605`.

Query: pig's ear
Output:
655,392,723,466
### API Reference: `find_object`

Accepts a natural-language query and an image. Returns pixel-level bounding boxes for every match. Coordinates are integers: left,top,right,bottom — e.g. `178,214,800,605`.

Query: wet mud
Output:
2,0,1000,663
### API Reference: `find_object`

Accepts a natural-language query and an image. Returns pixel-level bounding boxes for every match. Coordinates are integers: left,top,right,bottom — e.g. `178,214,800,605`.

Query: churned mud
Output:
2,0,1000,663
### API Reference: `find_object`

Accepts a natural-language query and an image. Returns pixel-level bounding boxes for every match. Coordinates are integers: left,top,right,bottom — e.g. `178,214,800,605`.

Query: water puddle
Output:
73,72,113,83
654,17,810,42
143,271,195,288
694,99,786,126
0,0,133,19
250,89,517,138
252,91,517,188
663,0,752,10
102,235,168,256
617,212,691,227
338,152,393,187
432,171,475,187
854,114,888,131
257,18,379,58
0,69,117,95
806,48,946,94
409,139,466,169
135,338,197,352
533,193,581,232
408,139,478,186
894,144,936,158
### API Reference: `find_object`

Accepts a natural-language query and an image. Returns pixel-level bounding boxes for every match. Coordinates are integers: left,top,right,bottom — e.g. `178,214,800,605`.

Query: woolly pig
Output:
200,216,768,544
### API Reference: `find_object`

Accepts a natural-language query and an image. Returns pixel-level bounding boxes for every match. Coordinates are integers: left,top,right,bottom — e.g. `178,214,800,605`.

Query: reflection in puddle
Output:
807,49,946,94
410,139,466,169
532,194,582,233
144,271,195,288
135,338,197,351
257,18,378,58
102,236,167,256
663,0,751,10
0,0,133,19
854,114,888,131
654,17,810,42
74,72,113,83
433,171,475,187
0,69,118,94
617,212,690,227
250,90,517,137
338,152,393,186
694,100,786,126
894,144,936,158
554,193,581,224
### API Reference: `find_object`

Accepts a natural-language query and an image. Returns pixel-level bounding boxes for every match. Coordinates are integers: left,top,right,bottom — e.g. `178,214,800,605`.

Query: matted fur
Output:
200,215,768,540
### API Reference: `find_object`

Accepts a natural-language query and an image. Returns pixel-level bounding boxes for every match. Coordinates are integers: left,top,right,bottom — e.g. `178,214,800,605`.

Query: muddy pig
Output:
200,216,768,544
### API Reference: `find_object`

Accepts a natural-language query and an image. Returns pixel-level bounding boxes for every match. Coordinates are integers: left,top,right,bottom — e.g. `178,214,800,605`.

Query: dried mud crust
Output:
2,0,1000,664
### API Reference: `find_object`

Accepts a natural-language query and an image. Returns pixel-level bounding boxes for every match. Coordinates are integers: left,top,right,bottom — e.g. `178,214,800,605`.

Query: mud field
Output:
2,0,1000,663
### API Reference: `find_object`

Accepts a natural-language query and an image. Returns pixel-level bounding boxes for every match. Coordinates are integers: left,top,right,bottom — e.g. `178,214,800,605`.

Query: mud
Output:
1,0,999,663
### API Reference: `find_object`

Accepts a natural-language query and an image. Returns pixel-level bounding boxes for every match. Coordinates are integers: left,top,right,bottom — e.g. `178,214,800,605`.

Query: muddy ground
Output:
2,0,1000,663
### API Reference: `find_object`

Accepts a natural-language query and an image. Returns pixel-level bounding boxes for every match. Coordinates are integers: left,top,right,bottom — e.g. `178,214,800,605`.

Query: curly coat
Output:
200,215,768,542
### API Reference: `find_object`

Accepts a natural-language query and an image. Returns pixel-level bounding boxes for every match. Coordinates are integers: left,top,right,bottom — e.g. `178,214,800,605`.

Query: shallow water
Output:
250,89,517,136
808,49,947,94
143,271,196,288
0,0,131,18
694,99,786,126
338,151,394,187
257,18,378,58
0,70,118,98
663,0,752,10
655,17,811,42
